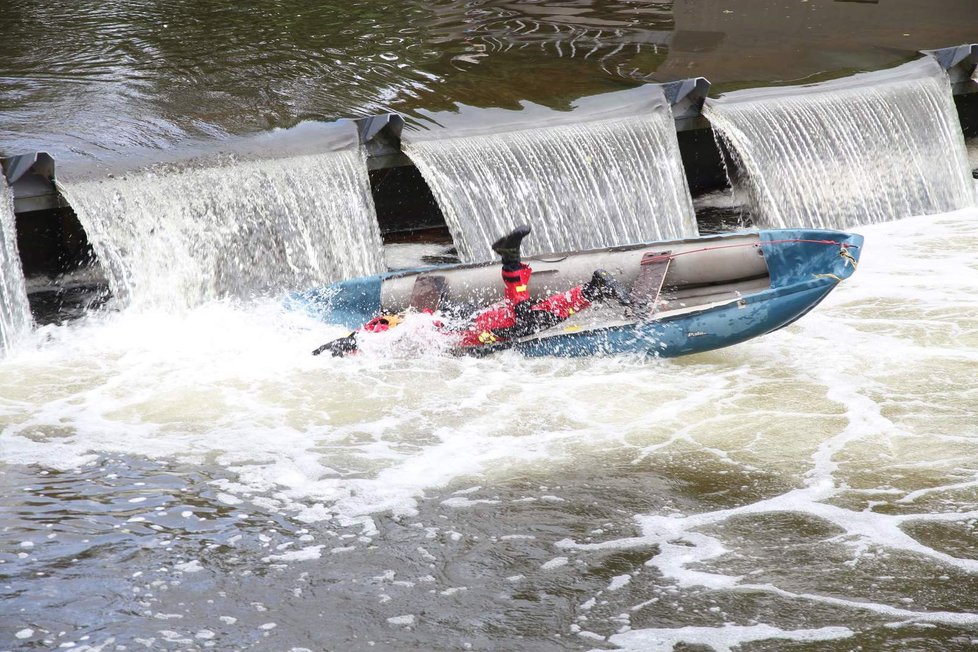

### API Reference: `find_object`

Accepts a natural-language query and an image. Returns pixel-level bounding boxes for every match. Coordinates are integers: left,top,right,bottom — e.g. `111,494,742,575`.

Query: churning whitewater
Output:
2,204,978,650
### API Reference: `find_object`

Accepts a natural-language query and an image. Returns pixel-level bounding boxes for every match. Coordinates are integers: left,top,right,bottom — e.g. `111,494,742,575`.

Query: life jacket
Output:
362,313,404,333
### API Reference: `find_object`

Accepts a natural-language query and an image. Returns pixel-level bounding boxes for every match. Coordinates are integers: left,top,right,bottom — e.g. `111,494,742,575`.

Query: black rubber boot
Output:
582,269,632,305
491,224,531,270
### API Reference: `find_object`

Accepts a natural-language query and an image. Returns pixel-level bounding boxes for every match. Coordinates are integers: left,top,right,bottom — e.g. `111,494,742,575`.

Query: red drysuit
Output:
351,264,592,352
456,264,592,347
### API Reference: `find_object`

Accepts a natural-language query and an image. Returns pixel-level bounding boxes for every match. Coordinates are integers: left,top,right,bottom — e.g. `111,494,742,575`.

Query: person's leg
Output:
519,269,631,324
456,224,532,346
312,331,358,356
528,287,591,319
502,264,532,304
458,263,527,346
492,224,531,271
462,249,633,346
581,269,631,305
496,286,589,339
461,227,630,347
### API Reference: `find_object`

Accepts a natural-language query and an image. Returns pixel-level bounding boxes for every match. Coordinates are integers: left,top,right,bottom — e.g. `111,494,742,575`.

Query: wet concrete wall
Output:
14,208,92,277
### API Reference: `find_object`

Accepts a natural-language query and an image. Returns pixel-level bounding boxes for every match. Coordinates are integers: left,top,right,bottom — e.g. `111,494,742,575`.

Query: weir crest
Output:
704,58,975,230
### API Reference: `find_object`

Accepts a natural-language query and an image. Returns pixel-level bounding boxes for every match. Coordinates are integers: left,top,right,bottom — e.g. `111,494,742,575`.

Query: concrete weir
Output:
1,44,977,320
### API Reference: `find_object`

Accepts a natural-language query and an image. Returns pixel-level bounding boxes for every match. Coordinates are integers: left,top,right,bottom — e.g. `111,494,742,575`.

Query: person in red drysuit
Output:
314,224,630,357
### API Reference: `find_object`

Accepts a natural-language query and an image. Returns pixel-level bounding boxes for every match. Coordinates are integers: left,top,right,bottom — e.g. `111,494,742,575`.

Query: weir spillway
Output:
704,58,975,230
56,124,384,311
402,87,698,263
0,176,32,350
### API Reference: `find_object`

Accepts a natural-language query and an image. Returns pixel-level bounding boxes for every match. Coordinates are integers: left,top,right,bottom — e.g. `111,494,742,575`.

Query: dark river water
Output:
2,0,976,161
3,2,978,651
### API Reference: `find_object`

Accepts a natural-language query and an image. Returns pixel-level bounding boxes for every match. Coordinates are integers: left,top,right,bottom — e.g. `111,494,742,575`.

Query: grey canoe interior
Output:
378,232,771,323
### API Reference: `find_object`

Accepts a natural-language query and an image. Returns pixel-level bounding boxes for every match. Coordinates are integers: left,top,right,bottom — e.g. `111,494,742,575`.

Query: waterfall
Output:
0,176,33,352
704,58,975,229
402,86,698,263
58,124,384,311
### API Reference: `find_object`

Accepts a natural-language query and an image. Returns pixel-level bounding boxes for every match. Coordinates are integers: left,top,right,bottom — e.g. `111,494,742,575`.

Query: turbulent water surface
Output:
3,206,978,650
4,1,978,650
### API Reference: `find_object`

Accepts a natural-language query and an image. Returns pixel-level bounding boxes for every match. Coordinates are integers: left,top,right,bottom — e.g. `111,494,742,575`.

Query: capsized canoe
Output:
291,228,863,358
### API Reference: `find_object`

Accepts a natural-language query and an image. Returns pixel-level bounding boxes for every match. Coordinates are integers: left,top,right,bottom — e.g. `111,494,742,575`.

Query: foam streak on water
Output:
705,58,975,229
0,175,32,352
57,150,383,311
404,105,697,262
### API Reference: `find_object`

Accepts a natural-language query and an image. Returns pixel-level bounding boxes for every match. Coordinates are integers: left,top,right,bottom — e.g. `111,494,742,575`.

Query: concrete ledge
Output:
1,153,60,213
922,43,978,95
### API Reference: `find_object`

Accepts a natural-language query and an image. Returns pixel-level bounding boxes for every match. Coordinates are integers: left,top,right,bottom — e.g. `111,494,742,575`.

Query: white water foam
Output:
603,624,854,652
0,175,32,353
705,58,975,229
57,149,383,312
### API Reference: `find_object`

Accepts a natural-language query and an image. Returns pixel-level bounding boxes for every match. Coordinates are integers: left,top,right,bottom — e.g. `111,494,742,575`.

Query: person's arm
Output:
312,332,358,357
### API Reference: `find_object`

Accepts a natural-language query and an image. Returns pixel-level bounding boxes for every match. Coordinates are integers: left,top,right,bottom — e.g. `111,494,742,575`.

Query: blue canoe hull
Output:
294,228,863,359
511,276,837,358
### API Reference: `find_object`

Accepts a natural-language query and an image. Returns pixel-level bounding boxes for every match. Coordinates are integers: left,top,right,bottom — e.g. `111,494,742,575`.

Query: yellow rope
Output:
839,247,858,269
814,273,843,283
